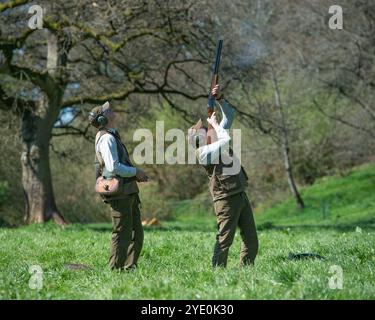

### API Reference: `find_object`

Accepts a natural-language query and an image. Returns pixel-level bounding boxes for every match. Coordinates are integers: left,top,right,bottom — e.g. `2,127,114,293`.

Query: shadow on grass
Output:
75,218,375,234
3,217,374,234
0,221,214,232
257,217,375,232
72,221,214,233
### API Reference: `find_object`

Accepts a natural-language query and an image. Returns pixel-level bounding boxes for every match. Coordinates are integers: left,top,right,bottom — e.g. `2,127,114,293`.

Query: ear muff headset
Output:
194,131,207,148
89,111,108,128
96,114,108,127
195,134,201,148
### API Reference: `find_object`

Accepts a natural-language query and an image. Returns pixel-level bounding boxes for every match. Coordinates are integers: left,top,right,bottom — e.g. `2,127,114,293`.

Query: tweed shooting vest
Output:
95,128,139,199
202,148,248,202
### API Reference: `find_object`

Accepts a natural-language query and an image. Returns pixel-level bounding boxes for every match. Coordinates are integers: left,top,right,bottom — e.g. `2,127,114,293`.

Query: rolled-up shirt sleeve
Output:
196,125,231,165
97,134,137,177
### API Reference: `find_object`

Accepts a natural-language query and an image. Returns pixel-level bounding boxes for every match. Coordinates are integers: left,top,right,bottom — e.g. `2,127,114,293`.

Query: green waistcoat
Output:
203,151,248,202
95,129,139,200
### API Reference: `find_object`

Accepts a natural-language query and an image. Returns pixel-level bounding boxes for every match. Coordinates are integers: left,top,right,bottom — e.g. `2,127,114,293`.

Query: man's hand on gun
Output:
136,168,149,182
206,84,222,144
207,84,222,128
211,84,222,100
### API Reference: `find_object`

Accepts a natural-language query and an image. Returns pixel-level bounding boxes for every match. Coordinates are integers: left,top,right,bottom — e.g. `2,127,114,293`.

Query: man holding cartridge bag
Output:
89,101,148,271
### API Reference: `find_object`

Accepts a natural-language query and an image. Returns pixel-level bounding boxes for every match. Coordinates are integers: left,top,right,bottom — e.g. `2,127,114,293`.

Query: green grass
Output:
255,163,375,228
0,164,375,299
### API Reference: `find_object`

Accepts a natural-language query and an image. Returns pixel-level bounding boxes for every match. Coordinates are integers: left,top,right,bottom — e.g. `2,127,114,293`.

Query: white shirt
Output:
95,132,137,177
195,99,234,165
196,124,231,165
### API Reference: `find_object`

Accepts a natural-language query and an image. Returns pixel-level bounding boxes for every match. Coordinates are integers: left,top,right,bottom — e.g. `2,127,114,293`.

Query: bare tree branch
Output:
0,0,28,12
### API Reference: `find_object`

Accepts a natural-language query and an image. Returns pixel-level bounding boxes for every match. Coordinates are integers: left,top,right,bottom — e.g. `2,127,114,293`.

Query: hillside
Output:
170,163,375,231
256,163,375,228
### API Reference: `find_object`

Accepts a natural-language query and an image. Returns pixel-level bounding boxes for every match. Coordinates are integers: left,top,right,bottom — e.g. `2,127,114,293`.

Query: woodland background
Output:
1,0,374,226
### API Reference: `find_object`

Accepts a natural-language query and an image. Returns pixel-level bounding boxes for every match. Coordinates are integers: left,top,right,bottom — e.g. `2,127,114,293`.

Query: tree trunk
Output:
20,95,66,226
281,142,305,209
272,69,305,209
19,29,71,225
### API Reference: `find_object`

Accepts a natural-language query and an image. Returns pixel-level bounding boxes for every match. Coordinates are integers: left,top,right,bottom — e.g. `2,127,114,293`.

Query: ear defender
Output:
97,114,108,127
195,134,203,149
89,112,108,128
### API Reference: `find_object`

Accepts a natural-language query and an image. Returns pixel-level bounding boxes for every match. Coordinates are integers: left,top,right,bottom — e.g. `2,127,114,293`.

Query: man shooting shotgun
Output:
188,41,258,268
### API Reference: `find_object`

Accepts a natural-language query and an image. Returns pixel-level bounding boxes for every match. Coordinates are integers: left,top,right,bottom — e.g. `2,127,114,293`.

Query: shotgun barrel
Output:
207,40,223,114
207,40,223,145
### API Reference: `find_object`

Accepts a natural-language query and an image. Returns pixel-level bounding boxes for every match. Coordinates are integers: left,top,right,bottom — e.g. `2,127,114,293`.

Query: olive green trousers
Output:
212,192,258,267
108,194,144,270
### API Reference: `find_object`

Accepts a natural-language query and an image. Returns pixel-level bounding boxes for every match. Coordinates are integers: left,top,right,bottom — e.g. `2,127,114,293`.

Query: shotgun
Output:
207,40,223,144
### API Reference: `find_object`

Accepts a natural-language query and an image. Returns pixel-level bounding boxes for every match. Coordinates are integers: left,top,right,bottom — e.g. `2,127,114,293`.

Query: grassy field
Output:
1,164,375,299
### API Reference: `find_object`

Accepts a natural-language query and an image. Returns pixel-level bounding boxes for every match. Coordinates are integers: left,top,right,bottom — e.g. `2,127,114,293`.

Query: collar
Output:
100,127,121,141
